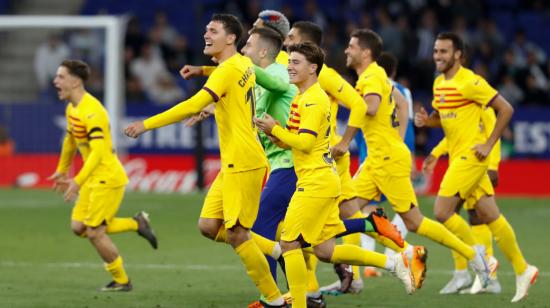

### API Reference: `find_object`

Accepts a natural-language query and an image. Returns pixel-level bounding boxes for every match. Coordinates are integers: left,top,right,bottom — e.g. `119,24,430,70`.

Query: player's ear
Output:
310,63,317,75
226,33,236,46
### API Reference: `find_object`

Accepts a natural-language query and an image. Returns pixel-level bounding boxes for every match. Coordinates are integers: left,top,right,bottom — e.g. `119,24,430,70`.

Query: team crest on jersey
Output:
439,94,445,103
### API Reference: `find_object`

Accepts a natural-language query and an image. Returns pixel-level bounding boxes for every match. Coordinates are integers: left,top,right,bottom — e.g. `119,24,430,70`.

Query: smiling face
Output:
344,37,364,69
287,51,316,85
433,39,461,74
203,20,234,57
53,66,80,101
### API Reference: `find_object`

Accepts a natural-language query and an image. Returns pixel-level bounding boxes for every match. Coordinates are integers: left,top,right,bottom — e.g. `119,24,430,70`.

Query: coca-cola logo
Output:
124,158,220,193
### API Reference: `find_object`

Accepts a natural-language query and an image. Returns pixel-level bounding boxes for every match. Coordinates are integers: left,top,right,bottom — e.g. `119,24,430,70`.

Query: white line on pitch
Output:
1,261,547,277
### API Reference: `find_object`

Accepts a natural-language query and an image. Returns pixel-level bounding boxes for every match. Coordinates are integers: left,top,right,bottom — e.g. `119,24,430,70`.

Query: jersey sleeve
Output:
56,108,77,173
430,137,448,158
203,65,235,102
254,65,290,94
461,75,498,107
74,109,109,186
319,68,366,128
201,65,216,76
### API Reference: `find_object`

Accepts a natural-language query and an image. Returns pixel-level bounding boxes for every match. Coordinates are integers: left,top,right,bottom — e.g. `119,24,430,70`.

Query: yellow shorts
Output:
72,183,126,227
336,152,357,204
281,194,346,246
353,157,417,213
200,167,267,229
439,159,494,204
488,140,501,171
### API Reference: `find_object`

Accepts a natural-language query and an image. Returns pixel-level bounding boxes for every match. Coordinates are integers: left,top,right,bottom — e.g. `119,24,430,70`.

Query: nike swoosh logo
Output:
337,85,344,92
474,79,480,85
87,113,95,119
305,103,316,107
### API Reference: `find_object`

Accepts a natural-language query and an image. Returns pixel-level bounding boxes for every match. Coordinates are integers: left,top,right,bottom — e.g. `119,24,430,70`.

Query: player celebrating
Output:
424,108,502,295
49,59,157,291
415,32,538,303
125,14,287,307
345,29,491,290
255,42,415,308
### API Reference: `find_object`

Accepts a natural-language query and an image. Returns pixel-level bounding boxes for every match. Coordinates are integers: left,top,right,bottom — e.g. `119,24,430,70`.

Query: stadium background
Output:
0,1,548,307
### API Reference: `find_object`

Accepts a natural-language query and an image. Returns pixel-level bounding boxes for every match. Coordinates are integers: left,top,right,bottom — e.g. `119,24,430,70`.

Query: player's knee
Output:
467,210,483,225
226,227,249,248
313,248,332,263
433,206,454,223
71,221,86,237
197,221,218,240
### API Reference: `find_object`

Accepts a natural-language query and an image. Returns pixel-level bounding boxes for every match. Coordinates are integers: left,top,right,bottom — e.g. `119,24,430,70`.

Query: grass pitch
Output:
0,188,548,307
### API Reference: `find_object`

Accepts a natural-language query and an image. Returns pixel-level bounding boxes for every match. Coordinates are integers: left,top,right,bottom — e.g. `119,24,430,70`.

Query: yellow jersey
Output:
432,66,498,162
318,64,366,147
273,82,340,197
56,92,128,187
355,62,409,165
275,50,289,66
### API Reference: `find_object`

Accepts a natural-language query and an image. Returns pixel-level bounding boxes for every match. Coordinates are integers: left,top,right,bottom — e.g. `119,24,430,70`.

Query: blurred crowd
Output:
34,0,550,108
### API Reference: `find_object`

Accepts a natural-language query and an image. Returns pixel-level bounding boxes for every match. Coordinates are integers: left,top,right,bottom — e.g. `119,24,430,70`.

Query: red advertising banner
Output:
1,154,549,196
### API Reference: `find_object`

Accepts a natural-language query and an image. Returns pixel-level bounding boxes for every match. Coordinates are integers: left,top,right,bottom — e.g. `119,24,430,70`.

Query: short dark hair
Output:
287,42,324,75
436,32,464,54
377,52,398,78
61,59,90,82
292,21,323,46
250,27,283,60
211,13,244,45
350,29,383,60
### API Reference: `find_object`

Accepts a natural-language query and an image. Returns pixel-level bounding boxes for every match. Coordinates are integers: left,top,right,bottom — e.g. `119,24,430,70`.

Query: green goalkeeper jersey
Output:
254,63,297,171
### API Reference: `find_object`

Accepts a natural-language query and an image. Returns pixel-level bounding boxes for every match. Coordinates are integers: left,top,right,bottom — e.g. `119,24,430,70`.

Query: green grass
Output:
0,188,548,307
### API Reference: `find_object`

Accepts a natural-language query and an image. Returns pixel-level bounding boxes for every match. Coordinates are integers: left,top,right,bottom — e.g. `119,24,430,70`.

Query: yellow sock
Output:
343,211,366,280
488,215,528,275
443,214,477,245
472,224,493,257
107,218,138,234
420,217,475,259
303,247,319,293
284,249,307,308
235,239,281,301
214,226,227,243
331,244,387,268
251,232,277,257
367,231,408,253
104,255,129,284
451,250,469,271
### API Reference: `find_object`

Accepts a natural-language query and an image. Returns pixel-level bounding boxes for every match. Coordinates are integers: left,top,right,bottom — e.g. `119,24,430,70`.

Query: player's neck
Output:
258,58,274,69
296,76,317,94
443,64,461,80
213,46,237,64
69,88,86,106
355,59,373,77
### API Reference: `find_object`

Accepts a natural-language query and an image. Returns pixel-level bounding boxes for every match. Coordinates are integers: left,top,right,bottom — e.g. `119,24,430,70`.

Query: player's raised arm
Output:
319,68,365,158
254,65,290,94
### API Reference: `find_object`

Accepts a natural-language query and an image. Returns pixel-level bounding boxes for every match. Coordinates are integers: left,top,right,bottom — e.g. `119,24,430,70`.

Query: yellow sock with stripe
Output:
472,224,493,257
420,216,475,259
251,232,279,258
330,244,387,268
235,239,282,302
488,215,528,275
284,249,307,308
303,247,320,293
342,211,365,280
106,218,138,234
104,255,129,284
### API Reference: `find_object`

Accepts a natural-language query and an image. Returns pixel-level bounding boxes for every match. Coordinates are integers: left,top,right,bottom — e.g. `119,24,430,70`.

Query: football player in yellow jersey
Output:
255,42,414,308
424,108,502,295
346,29,494,290
284,20,381,296
415,32,538,303
124,14,289,307
48,60,157,291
